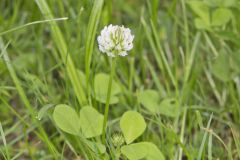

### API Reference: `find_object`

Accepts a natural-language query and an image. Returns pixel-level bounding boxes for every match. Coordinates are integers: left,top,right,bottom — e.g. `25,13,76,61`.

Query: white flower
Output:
97,24,134,57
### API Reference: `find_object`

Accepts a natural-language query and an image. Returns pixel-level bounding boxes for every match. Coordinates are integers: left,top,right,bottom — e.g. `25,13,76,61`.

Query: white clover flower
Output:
97,24,134,57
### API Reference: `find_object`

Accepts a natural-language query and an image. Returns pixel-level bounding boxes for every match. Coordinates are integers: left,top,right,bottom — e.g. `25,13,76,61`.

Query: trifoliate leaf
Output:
138,90,178,117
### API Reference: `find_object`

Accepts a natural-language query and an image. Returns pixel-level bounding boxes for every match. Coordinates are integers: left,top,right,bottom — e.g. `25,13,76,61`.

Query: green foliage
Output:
77,70,87,91
36,0,87,106
204,0,236,7
138,90,160,113
120,111,146,144
230,50,240,73
195,110,203,128
13,53,36,71
211,51,231,82
211,8,232,26
121,142,165,160
53,104,80,135
188,1,210,29
79,106,104,138
194,18,210,29
0,60,7,74
121,143,147,159
53,105,104,138
188,0,234,29
119,111,164,159
94,73,121,104
1,0,240,159
138,90,178,117
85,140,106,154
158,98,178,117
37,104,54,120
84,0,104,98
53,105,106,156
215,31,240,47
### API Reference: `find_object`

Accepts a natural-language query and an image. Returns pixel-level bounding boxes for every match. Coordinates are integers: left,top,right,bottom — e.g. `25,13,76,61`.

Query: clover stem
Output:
102,57,117,144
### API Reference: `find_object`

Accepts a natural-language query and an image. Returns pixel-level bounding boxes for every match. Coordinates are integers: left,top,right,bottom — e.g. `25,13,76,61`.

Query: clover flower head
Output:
111,132,124,147
97,24,134,57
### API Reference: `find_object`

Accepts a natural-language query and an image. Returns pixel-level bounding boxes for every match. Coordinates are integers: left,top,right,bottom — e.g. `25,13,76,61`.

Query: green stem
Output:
102,58,117,144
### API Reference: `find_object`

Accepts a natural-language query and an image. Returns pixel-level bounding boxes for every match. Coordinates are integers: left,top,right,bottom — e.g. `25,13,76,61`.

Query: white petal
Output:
119,51,127,56
125,43,133,51
106,52,115,57
99,45,106,53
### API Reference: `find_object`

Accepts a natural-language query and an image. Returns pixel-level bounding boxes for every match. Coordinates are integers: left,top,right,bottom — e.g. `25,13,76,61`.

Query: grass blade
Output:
85,0,104,101
208,133,212,160
0,122,10,160
197,113,213,160
35,0,87,107
0,38,59,159
0,17,68,36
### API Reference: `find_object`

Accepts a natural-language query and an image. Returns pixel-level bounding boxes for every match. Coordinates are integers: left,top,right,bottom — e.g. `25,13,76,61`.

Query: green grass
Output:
0,0,240,159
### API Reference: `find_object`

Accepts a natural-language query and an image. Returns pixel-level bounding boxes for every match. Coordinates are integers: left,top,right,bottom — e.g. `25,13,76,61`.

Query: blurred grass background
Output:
0,0,240,159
